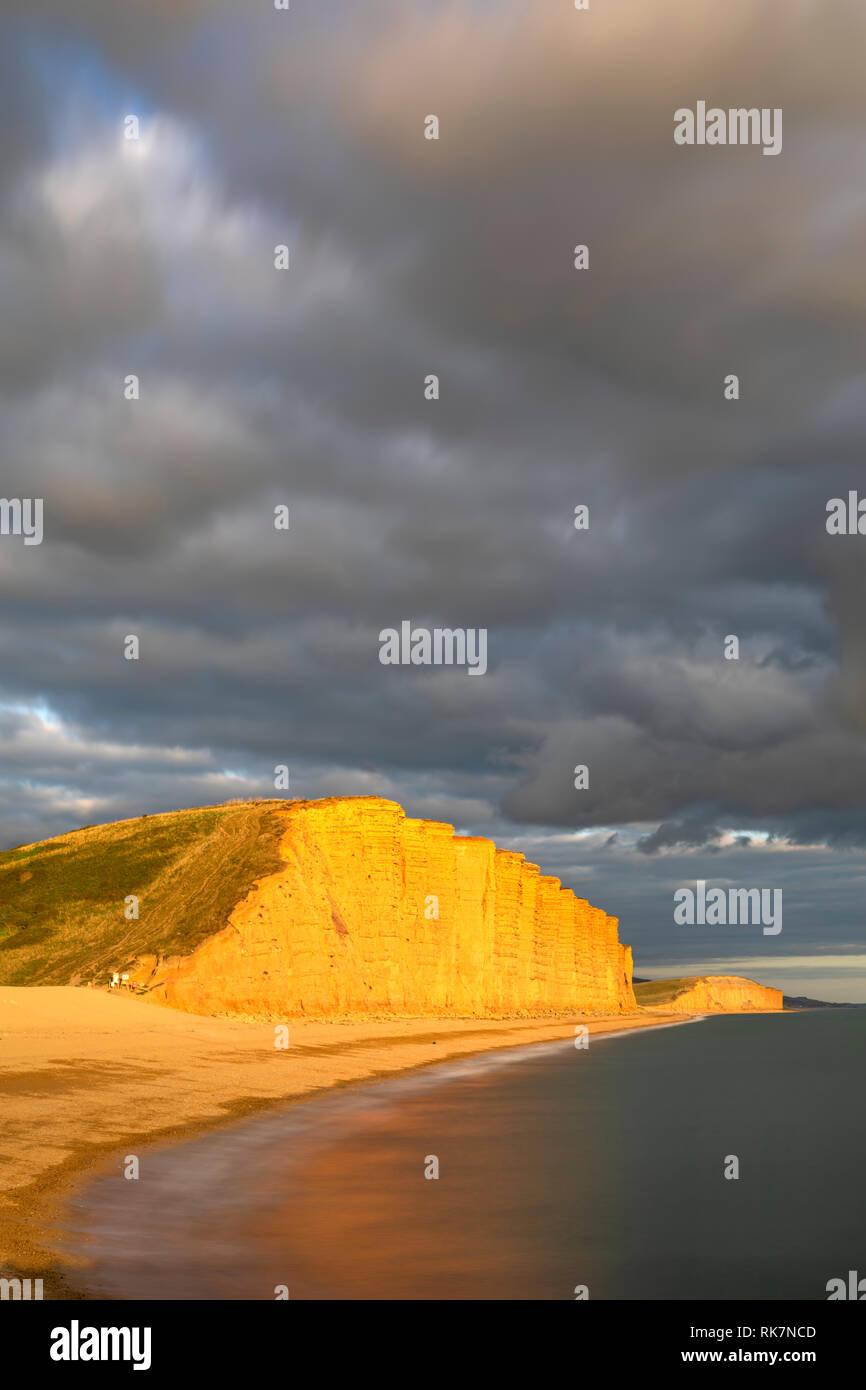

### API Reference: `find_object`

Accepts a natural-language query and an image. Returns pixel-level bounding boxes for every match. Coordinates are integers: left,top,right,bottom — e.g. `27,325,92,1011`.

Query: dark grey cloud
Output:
637,814,725,856
1,0,866,993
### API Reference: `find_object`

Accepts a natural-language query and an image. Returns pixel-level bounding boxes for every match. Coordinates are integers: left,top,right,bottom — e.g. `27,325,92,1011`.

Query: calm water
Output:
64,1012,866,1300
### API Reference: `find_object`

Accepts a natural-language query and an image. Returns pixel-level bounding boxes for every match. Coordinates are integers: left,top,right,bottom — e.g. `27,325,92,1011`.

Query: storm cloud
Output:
2,0,866,996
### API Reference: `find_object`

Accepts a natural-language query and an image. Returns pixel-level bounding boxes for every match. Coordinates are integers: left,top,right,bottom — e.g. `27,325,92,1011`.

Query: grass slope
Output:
634,977,700,1008
0,801,290,987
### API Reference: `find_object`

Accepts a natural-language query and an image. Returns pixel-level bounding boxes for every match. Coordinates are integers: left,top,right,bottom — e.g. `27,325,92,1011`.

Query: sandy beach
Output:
0,985,688,1297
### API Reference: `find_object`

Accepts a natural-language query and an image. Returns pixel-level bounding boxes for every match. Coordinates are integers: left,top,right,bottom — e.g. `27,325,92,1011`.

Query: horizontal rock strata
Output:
141,797,636,1020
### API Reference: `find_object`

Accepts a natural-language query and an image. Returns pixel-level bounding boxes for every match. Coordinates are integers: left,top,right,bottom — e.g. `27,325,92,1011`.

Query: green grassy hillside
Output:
633,977,696,1008
0,801,291,987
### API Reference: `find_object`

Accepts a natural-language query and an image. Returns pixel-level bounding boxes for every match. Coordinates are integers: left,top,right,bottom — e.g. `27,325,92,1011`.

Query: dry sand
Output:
0,985,689,1297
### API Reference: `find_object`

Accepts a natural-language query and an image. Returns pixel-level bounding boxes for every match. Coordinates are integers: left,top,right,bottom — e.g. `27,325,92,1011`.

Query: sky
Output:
1,0,866,999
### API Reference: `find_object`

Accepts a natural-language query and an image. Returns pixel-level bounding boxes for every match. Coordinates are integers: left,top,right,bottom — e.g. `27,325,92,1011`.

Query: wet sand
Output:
0,985,689,1296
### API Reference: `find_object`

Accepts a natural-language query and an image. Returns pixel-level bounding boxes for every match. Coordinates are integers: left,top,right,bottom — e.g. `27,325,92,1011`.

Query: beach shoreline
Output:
0,986,708,1298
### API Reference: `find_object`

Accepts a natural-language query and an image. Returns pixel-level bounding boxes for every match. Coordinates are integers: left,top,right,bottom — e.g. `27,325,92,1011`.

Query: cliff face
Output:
139,797,636,1020
635,975,783,1013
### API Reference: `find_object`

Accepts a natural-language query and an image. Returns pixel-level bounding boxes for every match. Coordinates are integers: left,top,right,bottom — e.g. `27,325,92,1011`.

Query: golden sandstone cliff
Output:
137,797,636,1020
634,975,783,1013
